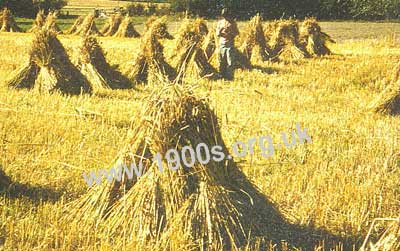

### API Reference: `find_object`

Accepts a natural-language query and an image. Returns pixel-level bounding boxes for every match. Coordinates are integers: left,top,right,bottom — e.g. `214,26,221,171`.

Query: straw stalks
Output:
270,20,309,61
394,62,400,83
239,14,272,63
66,83,297,250
368,222,400,251
203,26,217,60
113,16,140,38
65,16,84,34
73,35,132,91
101,14,123,36
123,26,176,84
28,10,46,32
300,18,335,56
201,26,222,70
0,8,22,32
264,20,279,39
7,30,91,94
144,16,157,32
44,11,62,34
173,18,209,50
360,218,400,251
73,14,101,36
193,49,220,80
172,19,219,80
144,16,173,40
372,63,400,115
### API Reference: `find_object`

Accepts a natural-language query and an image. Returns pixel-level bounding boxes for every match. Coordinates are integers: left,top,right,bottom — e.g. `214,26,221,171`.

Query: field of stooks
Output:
0,7,400,251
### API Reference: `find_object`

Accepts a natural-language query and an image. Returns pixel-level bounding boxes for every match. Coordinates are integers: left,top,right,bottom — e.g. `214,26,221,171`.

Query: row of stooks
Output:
0,8,140,37
1,8,334,56
1,8,333,57
6,13,335,89
4,8,399,116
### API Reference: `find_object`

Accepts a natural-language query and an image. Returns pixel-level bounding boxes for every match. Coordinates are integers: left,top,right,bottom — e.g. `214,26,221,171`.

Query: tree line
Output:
1,0,66,17
170,0,400,20
1,0,399,20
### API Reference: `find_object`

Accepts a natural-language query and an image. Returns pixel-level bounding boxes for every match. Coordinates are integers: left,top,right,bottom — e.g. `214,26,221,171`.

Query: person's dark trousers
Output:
219,44,236,81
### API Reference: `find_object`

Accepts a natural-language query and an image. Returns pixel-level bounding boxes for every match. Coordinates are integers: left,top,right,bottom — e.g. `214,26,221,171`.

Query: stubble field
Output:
0,19,399,250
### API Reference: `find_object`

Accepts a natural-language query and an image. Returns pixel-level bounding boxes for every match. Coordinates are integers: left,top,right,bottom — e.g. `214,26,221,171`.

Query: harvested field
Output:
0,18,400,251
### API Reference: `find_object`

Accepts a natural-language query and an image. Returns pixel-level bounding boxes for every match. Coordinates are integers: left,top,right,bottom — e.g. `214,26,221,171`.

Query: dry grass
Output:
43,11,63,34
113,16,140,38
300,18,335,56
360,218,400,251
373,222,400,251
73,36,110,91
73,36,132,92
203,26,217,60
73,14,100,36
371,63,400,115
0,8,22,32
239,14,272,64
65,83,312,250
144,16,158,31
65,15,84,34
123,24,176,85
101,14,123,36
0,21,400,251
28,10,46,33
145,16,174,40
270,20,309,61
172,18,218,80
7,30,91,94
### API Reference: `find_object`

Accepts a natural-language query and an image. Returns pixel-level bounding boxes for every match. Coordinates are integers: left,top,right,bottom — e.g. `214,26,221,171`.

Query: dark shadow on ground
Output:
0,173,64,203
206,106,363,250
251,65,281,74
226,158,363,250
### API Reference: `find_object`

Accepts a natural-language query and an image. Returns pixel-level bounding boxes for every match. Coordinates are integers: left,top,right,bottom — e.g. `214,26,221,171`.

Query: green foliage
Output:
0,0,66,17
147,3,157,15
169,0,186,12
126,3,160,16
169,0,218,17
126,3,146,16
1,0,34,17
35,0,66,11
319,0,352,18
349,0,400,19
168,0,400,19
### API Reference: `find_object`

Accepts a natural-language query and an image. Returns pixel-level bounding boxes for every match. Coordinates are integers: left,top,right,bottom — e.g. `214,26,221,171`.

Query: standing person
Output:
216,8,239,81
